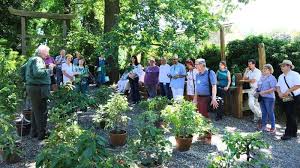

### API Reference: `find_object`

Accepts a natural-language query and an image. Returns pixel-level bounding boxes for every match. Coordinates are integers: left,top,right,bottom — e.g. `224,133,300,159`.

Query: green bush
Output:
226,35,300,77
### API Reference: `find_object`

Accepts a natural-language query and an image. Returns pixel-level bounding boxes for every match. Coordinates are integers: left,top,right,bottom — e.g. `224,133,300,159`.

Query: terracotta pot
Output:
5,153,21,164
109,130,127,146
15,118,31,136
198,132,212,144
22,109,32,121
175,135,193,152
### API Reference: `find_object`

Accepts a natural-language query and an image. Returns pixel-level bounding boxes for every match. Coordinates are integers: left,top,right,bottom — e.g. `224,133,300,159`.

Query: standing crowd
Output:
21,44,300,141
119,55,300,141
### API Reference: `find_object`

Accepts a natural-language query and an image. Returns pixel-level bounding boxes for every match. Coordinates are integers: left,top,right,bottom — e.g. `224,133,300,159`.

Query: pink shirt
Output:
44,56,55,65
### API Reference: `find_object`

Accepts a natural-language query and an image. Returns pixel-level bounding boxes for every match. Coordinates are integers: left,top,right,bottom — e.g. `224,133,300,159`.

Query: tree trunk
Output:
104,0,120,83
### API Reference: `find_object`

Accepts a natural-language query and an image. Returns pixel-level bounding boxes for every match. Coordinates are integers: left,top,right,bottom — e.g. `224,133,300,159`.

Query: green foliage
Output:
0,39,25,116
226,35,300,76
138,96,169,112
93,86,114,105
36,126,129,168
209,131,270,168
128,111,172,166
161,100,207,138
93,93,130,133
0,115,20,160
50,84,93,113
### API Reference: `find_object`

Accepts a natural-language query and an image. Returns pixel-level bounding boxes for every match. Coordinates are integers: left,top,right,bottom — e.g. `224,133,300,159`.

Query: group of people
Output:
119,55,300,141
20,45,107,140
21,44,299,141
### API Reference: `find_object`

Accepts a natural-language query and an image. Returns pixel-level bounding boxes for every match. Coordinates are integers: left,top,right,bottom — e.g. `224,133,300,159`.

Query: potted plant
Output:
137,97,169,128
94,93,130,146
161,100,205,152
129,111,172,167
0,115,21,164
198,118,215,144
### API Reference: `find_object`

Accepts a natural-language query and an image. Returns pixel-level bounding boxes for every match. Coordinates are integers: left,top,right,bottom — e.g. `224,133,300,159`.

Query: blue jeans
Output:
159,83,172,100
259,97,275,129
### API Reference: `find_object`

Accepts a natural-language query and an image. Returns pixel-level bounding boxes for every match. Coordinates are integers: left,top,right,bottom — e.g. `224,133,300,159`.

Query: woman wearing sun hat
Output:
276,60,300,140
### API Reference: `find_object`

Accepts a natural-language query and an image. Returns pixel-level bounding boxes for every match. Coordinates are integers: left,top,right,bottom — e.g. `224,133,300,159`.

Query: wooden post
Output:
258,43,266,70
21,17,26,55
62,20,67,46
220,26,226,61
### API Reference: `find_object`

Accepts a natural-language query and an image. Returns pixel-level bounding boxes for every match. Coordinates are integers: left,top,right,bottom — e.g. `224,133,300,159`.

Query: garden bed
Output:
1,105,299,168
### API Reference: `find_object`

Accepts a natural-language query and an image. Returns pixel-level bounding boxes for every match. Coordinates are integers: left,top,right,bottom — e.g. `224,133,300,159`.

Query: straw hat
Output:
279,60,295,69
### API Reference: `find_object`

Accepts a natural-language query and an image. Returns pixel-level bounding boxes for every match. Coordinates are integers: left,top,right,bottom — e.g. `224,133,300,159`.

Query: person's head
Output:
149,57,155,66
131,55,139,65
36,45,50,59
195,58,206,72
172,54,179,64
60,49,66,57
185,60,194,70
160,57,167,65
279,59,294,73
66,54,73,63
247,59,256,70
219,61,227,70
78,58,86,66
262,64,274,75
75,51,81,59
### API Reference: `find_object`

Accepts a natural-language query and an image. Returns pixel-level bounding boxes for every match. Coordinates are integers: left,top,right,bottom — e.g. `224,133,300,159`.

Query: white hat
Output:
173,54,179,59
279,60,295,69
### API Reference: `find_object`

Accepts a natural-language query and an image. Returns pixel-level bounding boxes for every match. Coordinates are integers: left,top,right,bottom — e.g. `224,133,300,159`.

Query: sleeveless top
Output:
217,69,228,87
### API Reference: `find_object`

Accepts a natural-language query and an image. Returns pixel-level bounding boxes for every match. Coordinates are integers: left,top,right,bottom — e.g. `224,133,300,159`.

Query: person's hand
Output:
167,74,172,78
210,98,219,109
282,91,290,98
224,86,229,91
278,92,284,98
254,92,259,98
48,63,55,70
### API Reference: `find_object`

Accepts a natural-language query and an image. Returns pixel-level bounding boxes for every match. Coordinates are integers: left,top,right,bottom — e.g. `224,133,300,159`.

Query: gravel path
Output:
1,105,299,168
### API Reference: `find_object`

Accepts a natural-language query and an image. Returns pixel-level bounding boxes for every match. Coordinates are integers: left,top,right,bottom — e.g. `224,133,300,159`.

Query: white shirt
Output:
131,64,143,78
62,63,75,84
245,68,261,89
277,70,300,96
186,69,198,95
159,64,171,83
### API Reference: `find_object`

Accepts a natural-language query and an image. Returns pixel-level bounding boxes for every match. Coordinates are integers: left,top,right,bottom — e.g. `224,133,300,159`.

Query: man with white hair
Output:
276,60,300,140
193,58,218,118
168,54,186,101
21,45,54,140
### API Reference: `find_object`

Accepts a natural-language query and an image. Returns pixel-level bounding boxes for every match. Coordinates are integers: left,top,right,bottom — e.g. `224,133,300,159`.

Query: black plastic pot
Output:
15,118,31,136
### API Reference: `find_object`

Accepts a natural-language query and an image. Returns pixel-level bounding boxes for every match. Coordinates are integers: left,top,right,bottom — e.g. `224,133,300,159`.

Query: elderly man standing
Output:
242,59,262,127
21,45,54,140
193,58,218,118
168,54,186,101
55,49,66,86
276,60,300,140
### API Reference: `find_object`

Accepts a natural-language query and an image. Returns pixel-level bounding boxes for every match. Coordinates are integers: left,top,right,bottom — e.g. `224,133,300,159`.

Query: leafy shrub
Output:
161,100,207,138
93,93,130,133
36,126,129,168
209,131,270,168
129,111,172,166
93,86,114,105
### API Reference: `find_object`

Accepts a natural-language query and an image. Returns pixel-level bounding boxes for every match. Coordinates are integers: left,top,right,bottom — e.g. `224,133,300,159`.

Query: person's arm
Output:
225,71,231,90
62,70,73,80
276,86,284,98
32,58,50,78
260,77,276,95
283,74,300,96
20,63,27,82
210,71,219,109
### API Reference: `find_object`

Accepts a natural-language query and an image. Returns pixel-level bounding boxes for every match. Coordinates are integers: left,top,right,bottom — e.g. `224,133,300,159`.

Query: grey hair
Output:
195,58,206,67
263,64,274,74
35,45,50,56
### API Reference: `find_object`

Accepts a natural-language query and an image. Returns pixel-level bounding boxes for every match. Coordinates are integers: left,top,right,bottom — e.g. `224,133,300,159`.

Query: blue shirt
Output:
170,63,186,89
257,74,277,98
195,69,217,96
